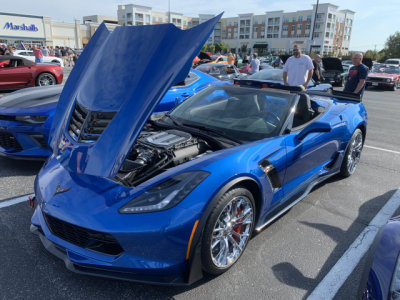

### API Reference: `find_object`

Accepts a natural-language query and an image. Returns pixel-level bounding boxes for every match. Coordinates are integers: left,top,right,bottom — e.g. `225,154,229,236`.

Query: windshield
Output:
169,85,296,142
247,69,284,81
372,67,400,74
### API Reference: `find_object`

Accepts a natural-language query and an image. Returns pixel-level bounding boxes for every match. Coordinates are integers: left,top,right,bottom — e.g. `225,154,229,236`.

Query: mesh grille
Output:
0,131,23,151
368,77,388,82
68,102,116,143
43,213,123,256
0,115,16,121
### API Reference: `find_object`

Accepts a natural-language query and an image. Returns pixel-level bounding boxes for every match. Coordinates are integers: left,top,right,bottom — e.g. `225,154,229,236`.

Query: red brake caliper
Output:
232,207,242,242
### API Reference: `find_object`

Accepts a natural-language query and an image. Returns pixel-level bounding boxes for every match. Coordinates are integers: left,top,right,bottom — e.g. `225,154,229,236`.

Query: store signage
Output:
3,22,39,32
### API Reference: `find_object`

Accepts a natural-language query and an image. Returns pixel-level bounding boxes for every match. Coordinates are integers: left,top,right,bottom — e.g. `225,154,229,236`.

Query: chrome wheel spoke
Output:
210,195,254,268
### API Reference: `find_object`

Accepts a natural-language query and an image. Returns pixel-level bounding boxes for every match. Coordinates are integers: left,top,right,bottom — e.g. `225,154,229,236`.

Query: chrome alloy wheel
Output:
38,73,56,86
210,196,254,268
346,131,363,174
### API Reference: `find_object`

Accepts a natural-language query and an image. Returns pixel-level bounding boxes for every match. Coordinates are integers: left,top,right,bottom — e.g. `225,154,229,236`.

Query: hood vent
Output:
68,102,116,143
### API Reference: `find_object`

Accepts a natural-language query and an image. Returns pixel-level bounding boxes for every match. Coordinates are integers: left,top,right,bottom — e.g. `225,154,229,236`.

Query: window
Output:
315,23,320,29
283,18,289,23
297,24,302,30
304,33,310,37
283,25,288,31
261,27,265,31
254,20,258,25
314,32,320,38
273,34,279,38
267,34,272,38
307,15,312,21
291,25,295,31
262,20,265,24
305,24,310,30
298,16,303,21
246,20,250,26
296,33,301,38
292,17,296,22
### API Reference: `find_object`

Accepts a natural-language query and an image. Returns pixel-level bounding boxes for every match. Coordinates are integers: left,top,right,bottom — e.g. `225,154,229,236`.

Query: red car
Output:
0,55,63,90
366,65,400,91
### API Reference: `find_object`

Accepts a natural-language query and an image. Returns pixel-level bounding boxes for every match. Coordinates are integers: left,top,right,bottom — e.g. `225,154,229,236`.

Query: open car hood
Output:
322,57,343,72
49,15,222,178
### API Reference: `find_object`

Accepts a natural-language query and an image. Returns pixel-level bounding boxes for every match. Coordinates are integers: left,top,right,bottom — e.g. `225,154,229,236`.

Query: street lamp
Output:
310,0,319,55
168,0,171,23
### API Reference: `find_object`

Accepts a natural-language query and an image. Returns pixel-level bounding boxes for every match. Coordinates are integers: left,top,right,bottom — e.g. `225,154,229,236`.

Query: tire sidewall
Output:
201,187,255,275
340,128,363,177
36,73,56,86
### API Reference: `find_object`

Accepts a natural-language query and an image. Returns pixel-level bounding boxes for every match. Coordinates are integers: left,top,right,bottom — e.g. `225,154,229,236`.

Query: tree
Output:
385,31,400,58
209,44,216,54
201,44,208,52
214,43,222,53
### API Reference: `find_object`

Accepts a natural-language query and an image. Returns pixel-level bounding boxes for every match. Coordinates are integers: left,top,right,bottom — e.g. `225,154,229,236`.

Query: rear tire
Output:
36,73,56,86
201,187,255,275
340,129,363,177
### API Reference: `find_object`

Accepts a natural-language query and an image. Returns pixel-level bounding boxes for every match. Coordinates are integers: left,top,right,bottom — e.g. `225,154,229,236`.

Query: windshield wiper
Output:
181,122,241,145
163,113,182,126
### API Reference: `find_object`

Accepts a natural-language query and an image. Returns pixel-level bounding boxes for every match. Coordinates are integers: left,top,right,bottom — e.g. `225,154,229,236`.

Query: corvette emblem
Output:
54,182,71,196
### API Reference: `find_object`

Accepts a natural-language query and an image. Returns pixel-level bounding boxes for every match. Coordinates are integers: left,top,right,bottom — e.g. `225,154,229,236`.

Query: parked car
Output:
384,58,400,66
196,63,246,81
244,68,333,92
361,216,400,299
322,57,346,86
366,65,400,91
0,69,220,160
0,56,63,91
30,17,367,286
14,50,64,67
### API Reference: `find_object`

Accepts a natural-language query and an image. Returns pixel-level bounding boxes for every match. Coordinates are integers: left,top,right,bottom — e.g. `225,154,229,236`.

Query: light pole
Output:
168,0,171,23
310,0,319,55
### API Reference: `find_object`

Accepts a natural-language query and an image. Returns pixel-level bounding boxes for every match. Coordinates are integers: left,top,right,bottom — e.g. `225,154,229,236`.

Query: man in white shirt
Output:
283,45,314,88
250,53,260,74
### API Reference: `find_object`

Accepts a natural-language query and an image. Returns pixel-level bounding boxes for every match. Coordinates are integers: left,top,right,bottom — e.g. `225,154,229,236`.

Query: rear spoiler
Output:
306,90,362,102
234,79,304,92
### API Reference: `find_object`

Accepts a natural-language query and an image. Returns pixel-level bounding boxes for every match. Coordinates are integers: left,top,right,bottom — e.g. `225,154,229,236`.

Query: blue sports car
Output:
361,216,400,300
0,69,220,160
30,16,367,285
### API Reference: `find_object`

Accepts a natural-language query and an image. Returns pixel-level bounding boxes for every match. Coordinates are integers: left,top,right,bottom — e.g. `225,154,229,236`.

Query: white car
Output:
13,50,64,67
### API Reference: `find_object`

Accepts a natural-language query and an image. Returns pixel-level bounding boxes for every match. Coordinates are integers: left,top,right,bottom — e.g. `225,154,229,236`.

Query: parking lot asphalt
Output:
0,78,399,299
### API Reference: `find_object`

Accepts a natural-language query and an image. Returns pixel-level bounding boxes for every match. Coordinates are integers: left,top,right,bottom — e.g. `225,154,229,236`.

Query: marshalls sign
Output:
0,13,44,39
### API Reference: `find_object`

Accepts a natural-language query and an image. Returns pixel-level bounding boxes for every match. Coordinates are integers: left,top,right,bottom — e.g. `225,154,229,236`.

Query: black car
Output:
322,57,346,87
195,63,247,81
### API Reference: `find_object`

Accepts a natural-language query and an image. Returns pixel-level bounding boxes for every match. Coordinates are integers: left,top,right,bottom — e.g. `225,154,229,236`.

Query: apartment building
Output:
221,3,354,55
116,3,354,56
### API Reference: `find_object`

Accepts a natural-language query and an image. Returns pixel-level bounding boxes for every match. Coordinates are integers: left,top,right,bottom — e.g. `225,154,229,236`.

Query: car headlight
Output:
387,78,392,83
390,253,400,299
15,115,49,124
119,171,210,214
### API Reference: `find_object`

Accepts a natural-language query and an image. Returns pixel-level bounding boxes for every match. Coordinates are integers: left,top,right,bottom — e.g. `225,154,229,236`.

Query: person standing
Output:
61,47,67,66
312,54,324,82
4,45,14,55
282,45,314,88
250,53,260,74
33,45,43,62
227,53,235,65
41,46,49,56
343,53,369,96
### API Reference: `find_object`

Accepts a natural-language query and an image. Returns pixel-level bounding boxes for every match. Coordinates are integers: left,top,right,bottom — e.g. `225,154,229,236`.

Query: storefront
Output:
0,12,46,46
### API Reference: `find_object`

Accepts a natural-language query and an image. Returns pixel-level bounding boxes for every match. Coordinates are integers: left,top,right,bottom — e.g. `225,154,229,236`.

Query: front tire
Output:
201,187,255,275
340,128,363,177
391,81,398,91
36,73,56,86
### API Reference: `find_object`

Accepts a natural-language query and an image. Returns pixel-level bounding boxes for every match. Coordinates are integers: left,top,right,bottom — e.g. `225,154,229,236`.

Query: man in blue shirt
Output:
343,53,369,96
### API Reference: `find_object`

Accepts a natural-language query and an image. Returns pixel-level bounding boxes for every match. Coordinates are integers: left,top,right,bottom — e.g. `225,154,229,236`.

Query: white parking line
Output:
0,193,34,209
364,145,400,155
308,188,400,300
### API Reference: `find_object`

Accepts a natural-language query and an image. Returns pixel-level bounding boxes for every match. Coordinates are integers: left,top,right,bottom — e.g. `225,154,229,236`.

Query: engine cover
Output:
143,130,192,149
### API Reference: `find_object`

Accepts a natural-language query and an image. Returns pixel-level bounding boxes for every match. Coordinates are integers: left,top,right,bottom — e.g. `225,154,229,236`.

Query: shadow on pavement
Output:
270,189,398,299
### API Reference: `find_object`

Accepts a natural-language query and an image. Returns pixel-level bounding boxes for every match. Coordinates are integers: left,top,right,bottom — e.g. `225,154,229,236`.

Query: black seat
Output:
293,94,313,127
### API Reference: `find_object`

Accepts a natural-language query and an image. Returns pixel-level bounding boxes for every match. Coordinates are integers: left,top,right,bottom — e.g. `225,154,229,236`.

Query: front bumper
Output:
366,81,395,87
0,120,50,159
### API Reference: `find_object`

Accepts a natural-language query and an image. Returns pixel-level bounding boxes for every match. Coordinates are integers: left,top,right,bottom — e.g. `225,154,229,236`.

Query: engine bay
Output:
115,127,214,186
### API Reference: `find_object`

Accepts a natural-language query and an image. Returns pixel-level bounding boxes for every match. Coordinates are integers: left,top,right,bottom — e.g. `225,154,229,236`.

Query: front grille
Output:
0,115,16,121
43,213,124,256
68,102,116,143
368,77,388,82
0,131,23,151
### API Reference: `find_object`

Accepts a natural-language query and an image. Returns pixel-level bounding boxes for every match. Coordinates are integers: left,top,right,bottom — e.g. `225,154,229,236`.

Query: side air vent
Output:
259,159,282,189
68,102,116,143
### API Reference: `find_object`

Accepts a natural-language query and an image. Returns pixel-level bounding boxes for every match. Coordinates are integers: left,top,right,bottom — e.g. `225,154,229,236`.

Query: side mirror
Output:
296,121,332,141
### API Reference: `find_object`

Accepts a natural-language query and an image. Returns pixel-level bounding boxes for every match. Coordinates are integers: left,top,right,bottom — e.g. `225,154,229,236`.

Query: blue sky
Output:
3,0,399,51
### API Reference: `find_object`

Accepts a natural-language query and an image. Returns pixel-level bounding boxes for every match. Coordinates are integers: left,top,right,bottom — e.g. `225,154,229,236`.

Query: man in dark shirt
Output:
312,54,324,82
343,53,369,96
